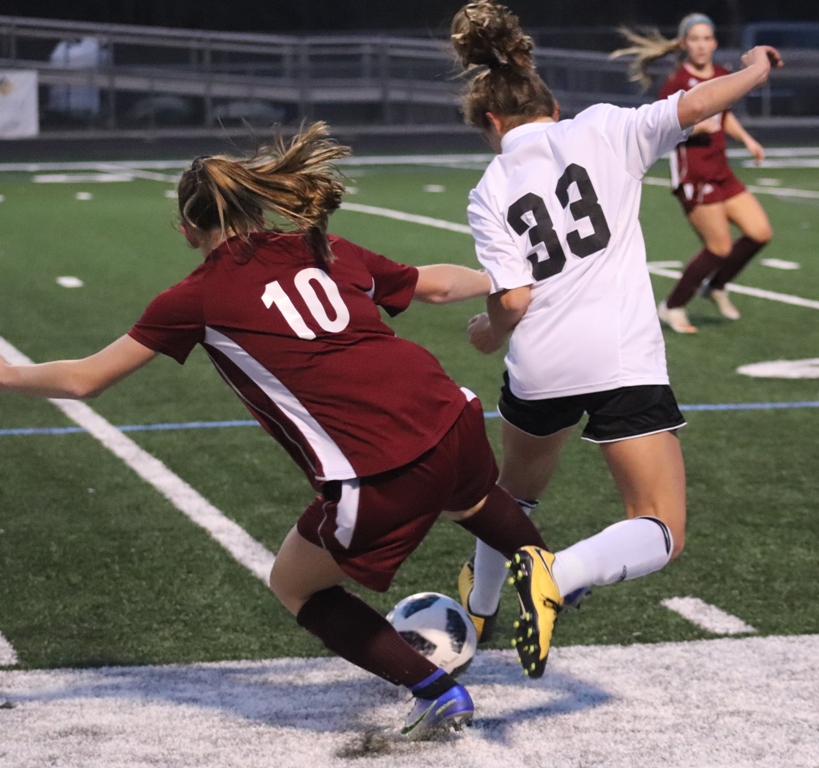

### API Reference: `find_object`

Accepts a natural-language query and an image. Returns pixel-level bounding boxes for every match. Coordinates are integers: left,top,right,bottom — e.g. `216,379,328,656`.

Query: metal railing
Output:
1,15,817,138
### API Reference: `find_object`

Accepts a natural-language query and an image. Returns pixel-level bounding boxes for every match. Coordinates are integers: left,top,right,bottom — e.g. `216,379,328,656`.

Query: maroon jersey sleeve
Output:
339,240,419,317
658,68,686,100
128,269,206,364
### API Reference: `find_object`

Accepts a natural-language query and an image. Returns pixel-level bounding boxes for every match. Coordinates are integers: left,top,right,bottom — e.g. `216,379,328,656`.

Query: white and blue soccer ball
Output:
387,591,477,677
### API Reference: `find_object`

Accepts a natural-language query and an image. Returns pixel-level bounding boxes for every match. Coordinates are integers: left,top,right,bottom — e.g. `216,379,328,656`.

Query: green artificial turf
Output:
0,160,817,668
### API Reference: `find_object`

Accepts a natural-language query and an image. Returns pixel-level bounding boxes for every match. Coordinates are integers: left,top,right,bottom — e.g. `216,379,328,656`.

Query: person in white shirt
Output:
451,0,781,676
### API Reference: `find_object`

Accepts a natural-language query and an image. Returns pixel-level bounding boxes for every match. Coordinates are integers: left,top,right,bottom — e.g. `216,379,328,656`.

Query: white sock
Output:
551,517,673,598
468,498,538,616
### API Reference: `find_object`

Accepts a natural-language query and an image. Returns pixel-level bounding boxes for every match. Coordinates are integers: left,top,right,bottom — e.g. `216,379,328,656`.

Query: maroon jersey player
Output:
0,122,551,738
616,13,778,333
130,233,468,488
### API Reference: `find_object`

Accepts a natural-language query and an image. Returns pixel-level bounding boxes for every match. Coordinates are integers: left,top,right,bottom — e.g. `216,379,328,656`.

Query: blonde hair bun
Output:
451,0,534,74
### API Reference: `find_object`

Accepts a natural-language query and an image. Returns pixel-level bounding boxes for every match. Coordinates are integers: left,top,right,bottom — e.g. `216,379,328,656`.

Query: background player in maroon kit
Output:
615,13,776,333
0,122,551,738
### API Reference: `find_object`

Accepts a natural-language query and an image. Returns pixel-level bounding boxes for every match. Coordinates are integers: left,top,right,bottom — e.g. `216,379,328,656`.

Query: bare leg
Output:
706,192,772,294
269,525,348,615
269,526,444,689
687,202,734,257
600,430,686,557
664,202,732,320
724,191,772,244
548,431,686,597
467,422,573,616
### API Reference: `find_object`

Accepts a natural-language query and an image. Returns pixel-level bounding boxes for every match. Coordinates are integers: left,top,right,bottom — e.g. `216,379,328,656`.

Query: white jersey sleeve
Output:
597,90,690,179
467,184,533,293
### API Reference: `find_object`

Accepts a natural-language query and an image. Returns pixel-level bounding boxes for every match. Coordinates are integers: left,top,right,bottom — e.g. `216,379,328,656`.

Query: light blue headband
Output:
679,13,715,39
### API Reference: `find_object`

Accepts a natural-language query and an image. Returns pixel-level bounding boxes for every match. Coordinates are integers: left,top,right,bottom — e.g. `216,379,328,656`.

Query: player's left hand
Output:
0,355,11,389
746,137,765,163
467,312,505,354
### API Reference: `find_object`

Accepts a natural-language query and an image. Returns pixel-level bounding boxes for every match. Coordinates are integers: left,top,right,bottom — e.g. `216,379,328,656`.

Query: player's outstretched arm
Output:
413,264,491,304
0,335,158,400
677,45,782,130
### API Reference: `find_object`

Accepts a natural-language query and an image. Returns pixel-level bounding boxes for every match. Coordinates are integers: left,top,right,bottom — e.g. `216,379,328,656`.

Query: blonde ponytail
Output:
612,14,716,91
611,27,681,91
177,121,350,264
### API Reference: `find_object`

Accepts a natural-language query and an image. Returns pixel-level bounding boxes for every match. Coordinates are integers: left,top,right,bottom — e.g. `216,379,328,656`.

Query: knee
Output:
707,240,732,258
669,532,685,561
644,515,685,561
750,224,773,245
268,563,303,616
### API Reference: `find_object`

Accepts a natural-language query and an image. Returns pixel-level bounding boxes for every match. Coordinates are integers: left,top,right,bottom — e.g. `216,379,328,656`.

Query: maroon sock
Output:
666,248,724,308
296,585,447,688
457,484,548,558
707,236,766,290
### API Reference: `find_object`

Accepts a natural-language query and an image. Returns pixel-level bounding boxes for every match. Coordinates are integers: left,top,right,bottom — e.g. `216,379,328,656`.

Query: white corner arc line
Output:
0,631,19,666
0,336,275,584
647,266,819,310
662,596,757,635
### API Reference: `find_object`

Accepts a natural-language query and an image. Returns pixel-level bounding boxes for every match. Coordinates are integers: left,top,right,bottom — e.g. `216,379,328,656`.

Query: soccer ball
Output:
387,592,477,677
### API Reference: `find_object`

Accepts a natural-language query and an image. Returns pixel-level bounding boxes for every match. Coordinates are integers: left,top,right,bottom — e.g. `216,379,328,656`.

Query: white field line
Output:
1,635,817,768
646,265,819,310
726,146,819,158
0,336,275,584
34,173,136,184
761,258,801,270
743,159,819,169
0,631,18,666
341,201,472,234
33,170,178,184
661,596,757,635
97,163,181,183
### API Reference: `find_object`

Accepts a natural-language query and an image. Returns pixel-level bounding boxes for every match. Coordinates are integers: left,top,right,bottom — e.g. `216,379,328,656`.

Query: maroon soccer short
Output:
297,396,499,592
673,170,746,215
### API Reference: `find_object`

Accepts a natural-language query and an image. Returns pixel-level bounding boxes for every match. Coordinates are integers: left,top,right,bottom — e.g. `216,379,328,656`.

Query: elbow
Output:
425,285,453,304
499,291,530,315
67,377,106,400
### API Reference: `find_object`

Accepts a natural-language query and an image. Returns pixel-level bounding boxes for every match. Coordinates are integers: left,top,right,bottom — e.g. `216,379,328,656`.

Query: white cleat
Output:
704,288,741,320
658,300,697,334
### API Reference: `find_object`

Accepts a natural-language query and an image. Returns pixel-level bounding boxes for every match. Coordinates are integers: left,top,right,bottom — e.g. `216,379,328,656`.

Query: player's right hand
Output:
741,45,783,74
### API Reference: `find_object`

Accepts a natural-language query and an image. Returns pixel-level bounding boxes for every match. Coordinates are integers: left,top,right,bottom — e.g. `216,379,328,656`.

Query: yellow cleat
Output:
508,546,563,679
458,556,499,644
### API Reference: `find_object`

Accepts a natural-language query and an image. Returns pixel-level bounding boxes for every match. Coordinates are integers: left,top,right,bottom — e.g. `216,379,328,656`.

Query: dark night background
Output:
1,1,817,34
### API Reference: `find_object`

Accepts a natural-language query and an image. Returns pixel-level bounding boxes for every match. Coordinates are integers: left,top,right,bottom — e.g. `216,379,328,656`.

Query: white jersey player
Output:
468,93,687,400
451,0,781,672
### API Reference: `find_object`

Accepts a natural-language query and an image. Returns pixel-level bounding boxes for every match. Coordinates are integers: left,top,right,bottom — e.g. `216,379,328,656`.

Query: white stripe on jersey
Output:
669,144,688,191
204,327,356,482
334,478,361,549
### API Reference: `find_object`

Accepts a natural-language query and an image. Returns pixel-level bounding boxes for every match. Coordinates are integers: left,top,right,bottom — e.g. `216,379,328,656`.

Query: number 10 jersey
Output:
468,91,690,400
128,232,467,487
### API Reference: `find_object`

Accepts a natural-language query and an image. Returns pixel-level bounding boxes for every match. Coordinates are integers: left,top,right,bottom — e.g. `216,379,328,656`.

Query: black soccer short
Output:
498,375,687,443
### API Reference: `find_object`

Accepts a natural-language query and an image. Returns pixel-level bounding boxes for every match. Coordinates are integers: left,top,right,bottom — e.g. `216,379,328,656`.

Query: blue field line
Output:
1,401,818,437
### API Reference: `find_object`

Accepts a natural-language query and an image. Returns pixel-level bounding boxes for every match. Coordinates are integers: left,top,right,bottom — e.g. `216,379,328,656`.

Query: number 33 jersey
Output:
468,90,691,400
129,232,467,486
